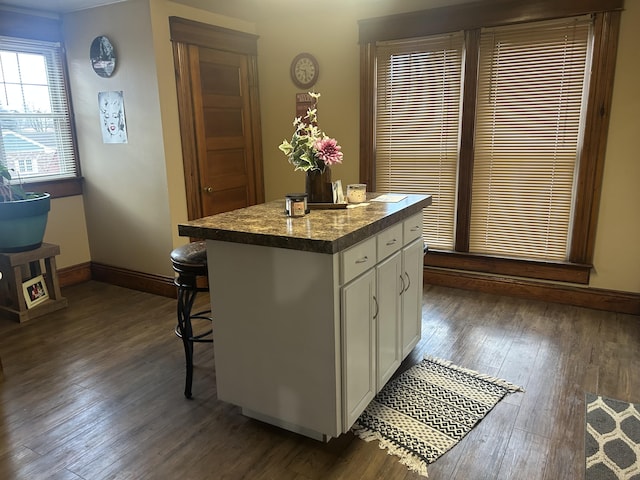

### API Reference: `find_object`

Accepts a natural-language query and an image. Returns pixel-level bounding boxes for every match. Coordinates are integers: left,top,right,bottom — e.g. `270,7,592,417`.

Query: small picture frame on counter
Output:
332,180,345,204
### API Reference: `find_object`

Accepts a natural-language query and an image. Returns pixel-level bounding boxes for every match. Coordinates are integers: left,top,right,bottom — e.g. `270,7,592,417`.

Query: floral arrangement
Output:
278,92,343,173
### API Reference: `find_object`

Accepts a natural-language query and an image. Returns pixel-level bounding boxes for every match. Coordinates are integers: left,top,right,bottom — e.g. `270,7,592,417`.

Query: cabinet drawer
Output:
377,223,403,261
341,237,376,284
403,213,423,245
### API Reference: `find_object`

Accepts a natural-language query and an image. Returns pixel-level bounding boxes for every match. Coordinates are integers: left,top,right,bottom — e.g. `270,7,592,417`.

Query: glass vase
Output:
306,167,333,203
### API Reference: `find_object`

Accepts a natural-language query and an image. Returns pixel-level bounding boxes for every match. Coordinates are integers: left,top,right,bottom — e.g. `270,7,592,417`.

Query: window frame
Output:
359,0,623,284
0,9,82,199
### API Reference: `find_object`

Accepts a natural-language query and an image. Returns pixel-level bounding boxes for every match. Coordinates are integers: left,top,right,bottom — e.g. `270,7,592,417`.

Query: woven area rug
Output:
585,393,640,480
352,355,523,477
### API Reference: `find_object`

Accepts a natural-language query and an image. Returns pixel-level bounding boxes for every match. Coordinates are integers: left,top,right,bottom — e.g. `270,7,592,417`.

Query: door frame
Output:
169,17,265,220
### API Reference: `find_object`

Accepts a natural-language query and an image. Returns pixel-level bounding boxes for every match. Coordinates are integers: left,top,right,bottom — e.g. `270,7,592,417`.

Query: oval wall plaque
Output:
90,35,116,78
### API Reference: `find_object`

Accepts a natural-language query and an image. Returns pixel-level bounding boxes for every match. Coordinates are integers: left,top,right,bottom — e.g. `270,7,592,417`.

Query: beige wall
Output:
589,0,640,292
255,0,471,201
63,0,177,277
148,0,256,251
44,0,256,278
254,1,640,294
43,196,91,268
46,0,638,292
256,4,360,201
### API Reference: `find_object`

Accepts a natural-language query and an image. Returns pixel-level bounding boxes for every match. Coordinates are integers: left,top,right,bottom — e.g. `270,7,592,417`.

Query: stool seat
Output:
170,240,212,399
170,241,208,276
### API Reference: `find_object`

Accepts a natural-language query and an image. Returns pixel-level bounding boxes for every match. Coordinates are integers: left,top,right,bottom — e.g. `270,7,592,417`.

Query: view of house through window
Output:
0,37,77,184
374,16,593,263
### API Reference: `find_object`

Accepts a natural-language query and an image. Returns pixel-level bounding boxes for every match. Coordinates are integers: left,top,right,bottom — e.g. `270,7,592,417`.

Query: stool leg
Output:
177,284,198,399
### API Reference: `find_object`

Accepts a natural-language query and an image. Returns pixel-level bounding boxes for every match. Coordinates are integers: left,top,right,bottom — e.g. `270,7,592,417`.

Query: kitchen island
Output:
178,193,431,441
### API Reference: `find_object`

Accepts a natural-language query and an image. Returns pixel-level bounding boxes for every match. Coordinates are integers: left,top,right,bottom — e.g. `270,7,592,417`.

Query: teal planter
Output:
0,193,51,253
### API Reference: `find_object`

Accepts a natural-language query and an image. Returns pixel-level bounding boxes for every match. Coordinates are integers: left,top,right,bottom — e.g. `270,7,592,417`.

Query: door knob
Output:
203,186,213,193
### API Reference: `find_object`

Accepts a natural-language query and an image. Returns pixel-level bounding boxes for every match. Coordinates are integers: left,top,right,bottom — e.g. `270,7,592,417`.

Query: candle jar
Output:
285,193,309,217
346,184,367,204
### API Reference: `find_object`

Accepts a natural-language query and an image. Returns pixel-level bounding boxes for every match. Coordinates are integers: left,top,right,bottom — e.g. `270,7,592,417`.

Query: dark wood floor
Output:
0,281,638,479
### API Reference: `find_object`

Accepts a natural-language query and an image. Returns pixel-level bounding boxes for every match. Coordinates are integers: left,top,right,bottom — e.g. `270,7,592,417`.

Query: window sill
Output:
424,250,591,284
23,177,83,199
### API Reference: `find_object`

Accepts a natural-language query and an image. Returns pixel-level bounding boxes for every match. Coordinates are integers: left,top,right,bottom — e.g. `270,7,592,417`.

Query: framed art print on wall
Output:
98,91,128,143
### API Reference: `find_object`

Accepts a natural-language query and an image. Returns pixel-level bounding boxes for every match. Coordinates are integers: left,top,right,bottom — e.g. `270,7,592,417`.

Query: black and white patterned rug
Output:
352,356,523,477
585,393,640,480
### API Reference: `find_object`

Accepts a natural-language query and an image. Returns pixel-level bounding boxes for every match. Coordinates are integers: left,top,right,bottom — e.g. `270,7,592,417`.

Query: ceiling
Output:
0,0,129,13
0,0,401,14
0,0,473,18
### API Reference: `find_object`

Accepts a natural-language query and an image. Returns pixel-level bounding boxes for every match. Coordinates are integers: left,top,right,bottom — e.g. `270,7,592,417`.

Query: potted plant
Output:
0,162,50,253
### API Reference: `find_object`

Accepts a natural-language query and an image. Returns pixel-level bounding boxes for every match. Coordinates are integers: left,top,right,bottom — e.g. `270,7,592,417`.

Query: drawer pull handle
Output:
410,225,420,232
355,256,369,264
386,239,397,246
399,275,405,296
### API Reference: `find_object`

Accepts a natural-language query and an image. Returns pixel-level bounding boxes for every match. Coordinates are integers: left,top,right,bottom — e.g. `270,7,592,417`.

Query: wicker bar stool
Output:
170,241,212,399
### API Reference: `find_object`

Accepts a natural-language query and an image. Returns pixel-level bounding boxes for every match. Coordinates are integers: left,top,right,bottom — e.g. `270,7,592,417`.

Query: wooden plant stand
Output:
0,243,68,323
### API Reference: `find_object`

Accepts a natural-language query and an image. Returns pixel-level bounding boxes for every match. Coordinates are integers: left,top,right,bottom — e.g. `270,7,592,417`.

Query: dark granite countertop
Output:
178,193,432,254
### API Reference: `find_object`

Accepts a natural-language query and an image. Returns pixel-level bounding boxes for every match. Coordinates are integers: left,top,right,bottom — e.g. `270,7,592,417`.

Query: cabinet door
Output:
376,251,402,391
401,238,424,358
341,269,376,432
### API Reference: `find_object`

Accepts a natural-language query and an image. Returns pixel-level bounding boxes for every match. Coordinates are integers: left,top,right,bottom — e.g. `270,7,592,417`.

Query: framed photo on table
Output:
23,275,49,309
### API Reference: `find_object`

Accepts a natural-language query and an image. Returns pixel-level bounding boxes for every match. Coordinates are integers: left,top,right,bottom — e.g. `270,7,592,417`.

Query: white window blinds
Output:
470,17,592,260
375,33,464,250
0,36,77,183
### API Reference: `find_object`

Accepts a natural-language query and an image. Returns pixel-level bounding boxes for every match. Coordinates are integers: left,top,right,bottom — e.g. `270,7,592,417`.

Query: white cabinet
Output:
201,197,430,441
401,213,424,357
341,268,376,431
376,250,402,390
401,238,424,357
340,212,424,430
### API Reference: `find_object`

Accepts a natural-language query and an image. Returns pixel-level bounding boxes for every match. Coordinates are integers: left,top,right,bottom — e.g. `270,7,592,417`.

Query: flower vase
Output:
306,167,333,203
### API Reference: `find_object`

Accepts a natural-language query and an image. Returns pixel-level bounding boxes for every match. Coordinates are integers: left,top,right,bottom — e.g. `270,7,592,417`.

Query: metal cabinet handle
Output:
355,256,369,264
373,295,379,319
403,272,411,292
386,239,397,246
399,274,405,296
203,186,213,193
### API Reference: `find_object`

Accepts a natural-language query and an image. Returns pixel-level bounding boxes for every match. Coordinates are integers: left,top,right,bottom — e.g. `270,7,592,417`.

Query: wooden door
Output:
192,46,258,216
171,18,264,220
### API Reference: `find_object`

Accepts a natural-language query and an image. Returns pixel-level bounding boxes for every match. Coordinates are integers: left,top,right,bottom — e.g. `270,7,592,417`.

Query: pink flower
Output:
314,137,343,166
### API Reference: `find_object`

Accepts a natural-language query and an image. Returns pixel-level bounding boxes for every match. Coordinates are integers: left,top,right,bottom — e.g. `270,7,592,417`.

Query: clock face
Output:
291,53,319,89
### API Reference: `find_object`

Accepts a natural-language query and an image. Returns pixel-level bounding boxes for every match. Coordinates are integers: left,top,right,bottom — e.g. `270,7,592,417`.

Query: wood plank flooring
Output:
0,281,638,479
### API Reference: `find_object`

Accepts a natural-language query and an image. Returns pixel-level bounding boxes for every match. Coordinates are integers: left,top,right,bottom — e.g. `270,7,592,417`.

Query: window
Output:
375,33,464,251
470,17,591,261
360,0,622,283
0,35,79,192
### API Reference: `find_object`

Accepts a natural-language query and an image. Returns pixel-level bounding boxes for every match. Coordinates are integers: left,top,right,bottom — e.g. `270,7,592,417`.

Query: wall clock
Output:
90,35,116,78
290,53,319,90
